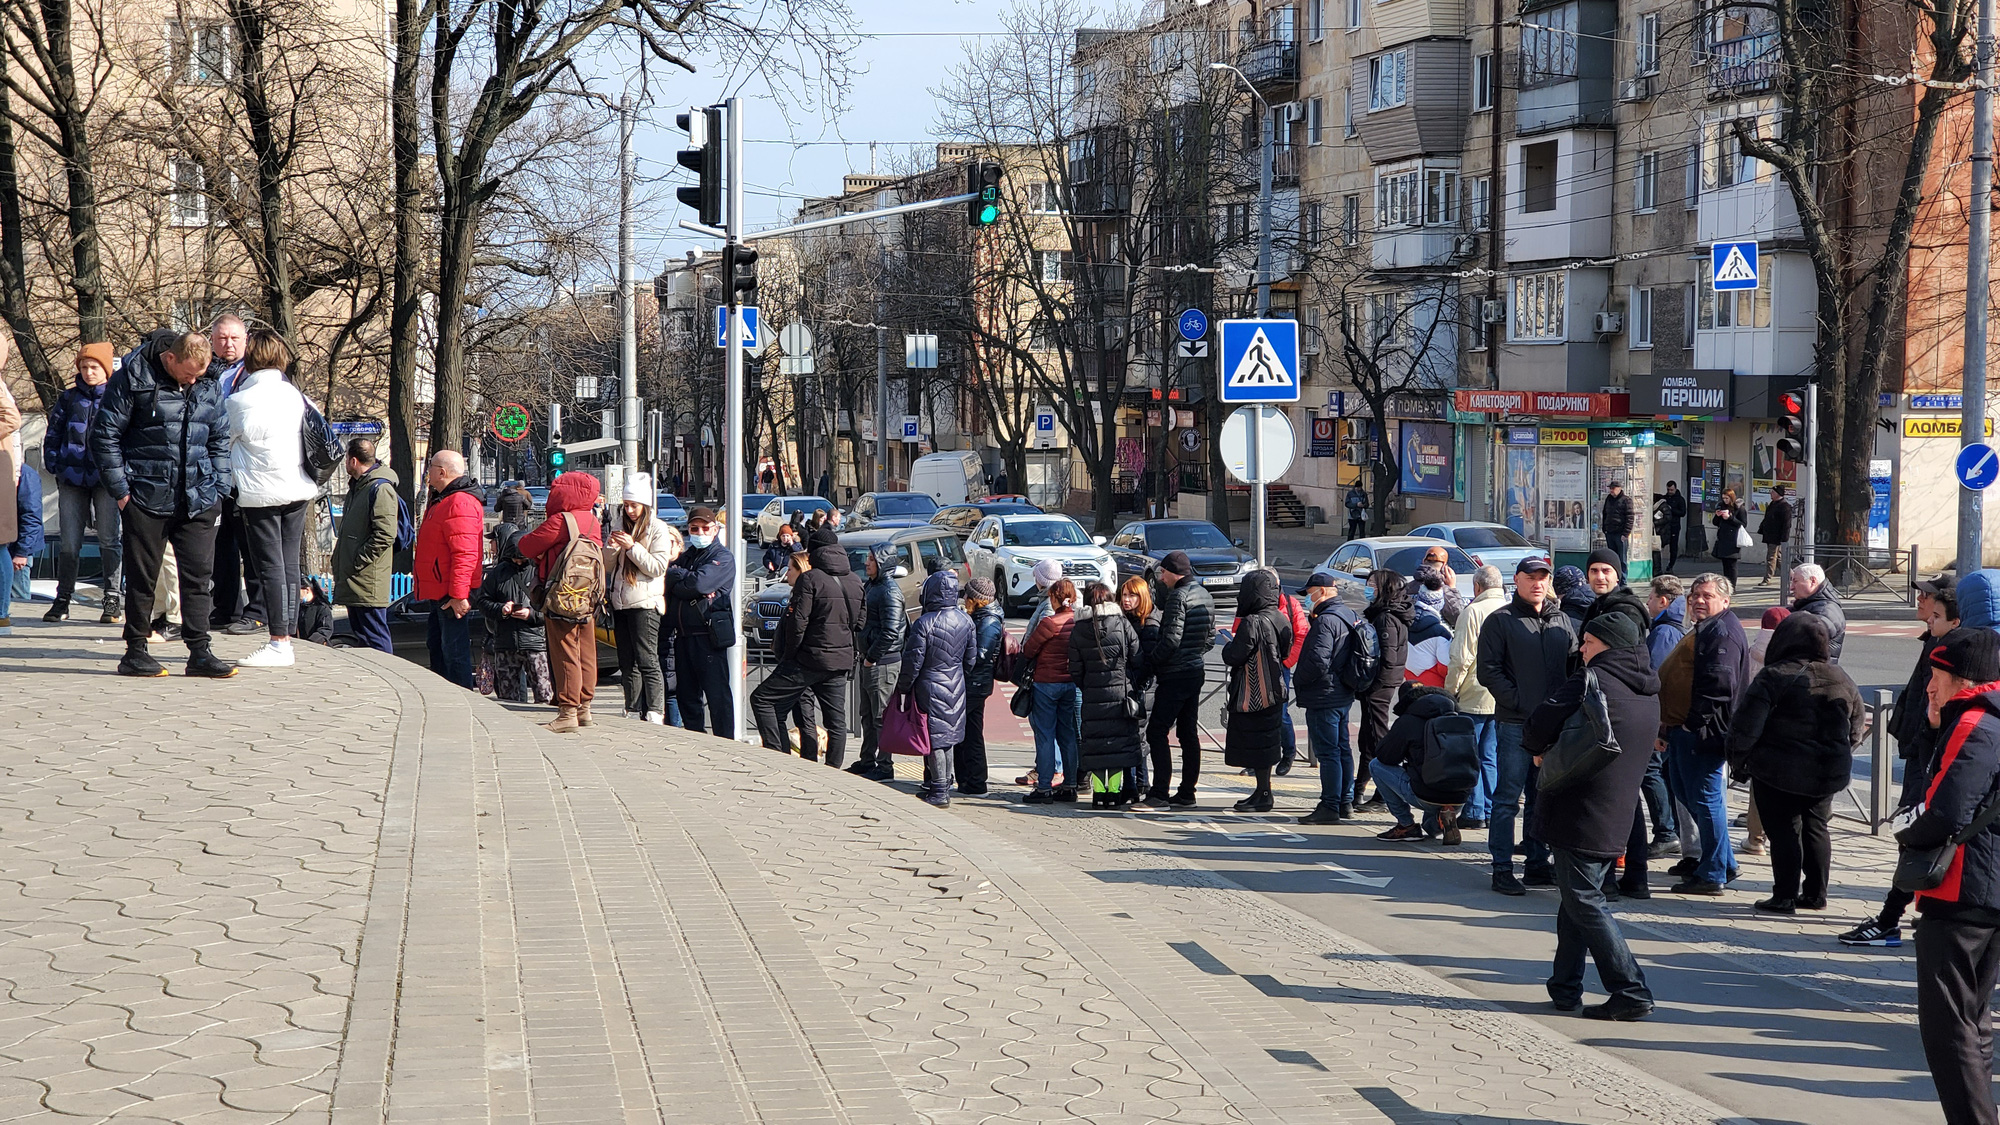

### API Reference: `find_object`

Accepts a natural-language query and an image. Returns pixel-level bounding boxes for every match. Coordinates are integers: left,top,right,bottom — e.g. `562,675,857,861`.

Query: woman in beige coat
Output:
605,473,679,722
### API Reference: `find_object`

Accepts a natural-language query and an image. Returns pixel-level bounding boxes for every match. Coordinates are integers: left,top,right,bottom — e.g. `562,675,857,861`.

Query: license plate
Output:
1202,577,1233,588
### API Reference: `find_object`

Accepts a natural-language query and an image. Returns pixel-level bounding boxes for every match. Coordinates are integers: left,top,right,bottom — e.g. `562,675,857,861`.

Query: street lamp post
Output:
1210,61,1274,566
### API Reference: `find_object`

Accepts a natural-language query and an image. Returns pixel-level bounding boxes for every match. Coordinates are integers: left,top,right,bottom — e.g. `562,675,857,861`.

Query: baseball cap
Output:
1306,569,1340,588
1515,556,1552,576
1917,572,1958,597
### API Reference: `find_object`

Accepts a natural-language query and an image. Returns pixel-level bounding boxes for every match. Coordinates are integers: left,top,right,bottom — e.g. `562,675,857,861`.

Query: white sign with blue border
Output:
1218,318,1301,403
1959,442,2000,490
1177,308,1209,342
1711,242,1758,292
713,305,760,348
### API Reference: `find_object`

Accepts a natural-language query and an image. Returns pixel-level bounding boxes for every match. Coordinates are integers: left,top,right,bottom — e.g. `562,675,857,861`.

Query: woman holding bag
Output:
1222,570,1295,813
1711,488,1748,586
893,568,976,807
1022,579,1081,804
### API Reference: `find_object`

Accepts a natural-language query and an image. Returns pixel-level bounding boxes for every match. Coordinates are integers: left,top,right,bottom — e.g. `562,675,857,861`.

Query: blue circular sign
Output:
1177,308,1208,342
1959,442,2000,490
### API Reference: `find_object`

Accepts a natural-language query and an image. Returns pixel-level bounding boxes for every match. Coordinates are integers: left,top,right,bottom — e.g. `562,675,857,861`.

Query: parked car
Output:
1316,536,1478,610
963,513,1116,616
844,491,939,532
751,495,834,545
655,493,690,530
741,493,776,525
1407,521,1547,579
742,526,966,662
1106,519,1257,603
930,501,1042,539
908,449,989,506
524,486,548,515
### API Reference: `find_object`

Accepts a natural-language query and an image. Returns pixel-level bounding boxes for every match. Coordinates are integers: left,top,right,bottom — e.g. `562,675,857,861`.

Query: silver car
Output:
1317,536,1478,609
1406,521,1550,578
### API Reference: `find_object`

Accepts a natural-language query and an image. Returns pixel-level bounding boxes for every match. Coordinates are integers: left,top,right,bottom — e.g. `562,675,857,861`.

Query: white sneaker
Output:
643,711,665,724
237,643,295,668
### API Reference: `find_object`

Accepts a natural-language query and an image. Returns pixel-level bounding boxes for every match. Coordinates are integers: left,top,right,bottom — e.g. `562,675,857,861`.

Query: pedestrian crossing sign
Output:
1219,319,1301,403
1711,241,1758,292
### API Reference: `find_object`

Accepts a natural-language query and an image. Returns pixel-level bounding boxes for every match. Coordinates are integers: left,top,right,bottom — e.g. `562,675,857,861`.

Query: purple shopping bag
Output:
881,691,933,756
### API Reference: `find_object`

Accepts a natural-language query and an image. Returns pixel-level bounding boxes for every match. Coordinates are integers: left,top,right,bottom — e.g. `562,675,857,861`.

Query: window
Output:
1511,272,1566,341
1266,6,1297,43
1685,142,1701,208
1520,141,1558,213
1697,258,1773,328
169,298,208,332
1634,150,1659,212
575,373,599,400
1376,167,1420,228
1346,0,1362,29
1303,307,1323,354
1706,119,1760,188
1308,96,1324,144
1030,181,1061,212
1469,176,1492,230
1150,33,1179,73
1352,292,1405,347
1636,13,1662,75
1630,287,1654,348
166,19,229,84
1305,201,1326,247
1473,53,1496,111
1520,4,1578,87
1368,50,1409,110
1030,317,1058,351
1342,195,1360,245
1470,300,1490,349
1343,90,1357,136
1034,250,1066,283
1308,0,1325,40
1423,169,1459,225
169,159,207,227
1238,16,1257,46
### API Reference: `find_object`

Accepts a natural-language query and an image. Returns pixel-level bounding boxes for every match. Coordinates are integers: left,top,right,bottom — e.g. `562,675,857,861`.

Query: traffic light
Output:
675,106,722,227
723,242,758,303
550,445,566,470
1776,390,1809,464
967,162,1004,227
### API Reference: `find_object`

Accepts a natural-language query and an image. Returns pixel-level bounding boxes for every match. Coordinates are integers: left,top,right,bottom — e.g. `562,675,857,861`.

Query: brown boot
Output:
576,704,593,728
544,708,579,734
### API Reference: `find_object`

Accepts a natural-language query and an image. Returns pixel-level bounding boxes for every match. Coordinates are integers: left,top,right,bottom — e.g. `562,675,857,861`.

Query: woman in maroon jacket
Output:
518,471,603,732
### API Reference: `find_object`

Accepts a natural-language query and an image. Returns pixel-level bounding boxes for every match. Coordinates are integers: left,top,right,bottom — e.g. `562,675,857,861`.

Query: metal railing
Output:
1780,543,1917,605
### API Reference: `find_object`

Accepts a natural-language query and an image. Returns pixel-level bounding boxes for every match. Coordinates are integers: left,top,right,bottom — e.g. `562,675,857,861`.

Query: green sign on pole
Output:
492,402,531,442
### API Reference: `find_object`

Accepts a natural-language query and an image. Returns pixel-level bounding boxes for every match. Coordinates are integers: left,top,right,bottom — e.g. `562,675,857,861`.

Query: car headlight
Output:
1237,560,1258,575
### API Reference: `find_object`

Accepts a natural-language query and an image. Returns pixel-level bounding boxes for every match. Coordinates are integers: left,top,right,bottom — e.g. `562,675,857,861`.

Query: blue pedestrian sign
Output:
714,305,760,348
1959,442,2000,491
1218,319,1301,403
1711,242,1759,292
1177,308,1209,342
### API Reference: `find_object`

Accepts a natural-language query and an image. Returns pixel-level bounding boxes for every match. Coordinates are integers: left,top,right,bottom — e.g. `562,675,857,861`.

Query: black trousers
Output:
613,607,664,715
957,692,990,793
751,662,848,765
240,501,306,638
675,630,735,738
123,505,220,647
212,497,262,625
1146,669,1204,797
1661,523,1682,570
1717,556,1739,584
1917,910,2000,1125
1754,784,1833,903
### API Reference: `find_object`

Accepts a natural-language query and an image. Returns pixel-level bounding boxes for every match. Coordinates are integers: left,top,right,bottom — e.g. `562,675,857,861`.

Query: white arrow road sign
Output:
1186,818,1306,842
1177,339,1210,359
1318,861,1393,889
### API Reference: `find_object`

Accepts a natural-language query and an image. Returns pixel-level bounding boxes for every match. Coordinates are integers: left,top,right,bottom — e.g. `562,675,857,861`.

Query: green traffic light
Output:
978,203,999,224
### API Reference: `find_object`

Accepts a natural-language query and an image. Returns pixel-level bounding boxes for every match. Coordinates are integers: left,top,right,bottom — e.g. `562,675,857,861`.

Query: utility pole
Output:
1802,383,1818,562
876,245,889,491
618,95,640,476
724,95,748,741
1212,62,1274,566
1962,0,1995,575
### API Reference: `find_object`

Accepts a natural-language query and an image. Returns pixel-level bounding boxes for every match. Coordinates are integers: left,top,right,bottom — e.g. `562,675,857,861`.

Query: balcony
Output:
1272,144,1299,187
1350,40,1472,165
1503,131,1614,262
1708,33,1778,98
1238,40,1299,90
1371,229,1473,270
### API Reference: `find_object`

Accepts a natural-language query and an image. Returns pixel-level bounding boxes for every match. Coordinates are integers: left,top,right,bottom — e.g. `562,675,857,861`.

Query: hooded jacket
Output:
1524,644,1661,859
862,542,907,663
1961,571,2000,632
1476,593,1578,724
1576,583,1650,672
1403,607,1453,687
968,599,1006,698
1222,570,1294,767
893,570,977,747
1444,586,1505,715
1068,602,1143,770
226,368,320,508
333,463,400,607
1727,614,1866,798
1892,630,1954,767
495,486,532,527
517,471,603,582
1686,610,1752,752
1554,568,1595,632
1902,680,2000,917
1364,579,1415,690
1791,582,1847,663
1296,595,1360,710
1647,596,1686,670
413,475,485,602
474,524,547,653
43,376,106,488
1759,495,1795,545
781,542,864,672
1371,685,1462,792
88,331,231,518
1149,576,1216,677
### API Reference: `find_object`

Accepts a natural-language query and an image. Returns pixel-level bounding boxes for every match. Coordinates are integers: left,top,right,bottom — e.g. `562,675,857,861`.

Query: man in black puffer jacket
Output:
1524,610,1660,1021
1577,548,1649,663
1146,551,1216,805
1789,562,1848,663
1477,556,1576,894
751,528,863,765
89,328,236,679
850,541,907,781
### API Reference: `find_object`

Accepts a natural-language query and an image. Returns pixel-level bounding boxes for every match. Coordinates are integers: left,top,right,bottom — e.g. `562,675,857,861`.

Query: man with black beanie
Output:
1147,550,1216,805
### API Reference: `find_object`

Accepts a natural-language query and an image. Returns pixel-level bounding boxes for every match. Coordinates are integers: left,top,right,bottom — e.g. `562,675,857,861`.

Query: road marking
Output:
1187,817,1307,842
1318,861,1393,889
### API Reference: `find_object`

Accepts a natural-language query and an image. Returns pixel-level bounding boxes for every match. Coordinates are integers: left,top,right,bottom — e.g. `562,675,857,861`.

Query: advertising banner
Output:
1398,421,1454,497
1505,447,1540,539
1542,450,1589,551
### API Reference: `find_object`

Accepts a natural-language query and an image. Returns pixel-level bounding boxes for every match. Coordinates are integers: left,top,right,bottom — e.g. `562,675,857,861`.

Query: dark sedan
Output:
930,501,1042,539
844,491,939,532
1107,519,1256,602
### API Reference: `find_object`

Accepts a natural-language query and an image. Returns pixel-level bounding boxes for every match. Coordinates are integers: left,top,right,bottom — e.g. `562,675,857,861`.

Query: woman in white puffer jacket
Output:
606,472,678,721
226,329,320,668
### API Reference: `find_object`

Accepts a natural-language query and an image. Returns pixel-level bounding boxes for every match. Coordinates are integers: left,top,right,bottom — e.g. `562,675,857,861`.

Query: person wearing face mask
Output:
605,473,675,723
43,342,123,624
665,507,737,736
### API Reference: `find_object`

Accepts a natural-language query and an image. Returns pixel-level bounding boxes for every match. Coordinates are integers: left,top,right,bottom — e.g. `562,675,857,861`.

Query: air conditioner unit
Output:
1481,299,1507,324
1453,234,1480,258
1594,311,1624,334
1281,101,1306,122
1618,75,1655,102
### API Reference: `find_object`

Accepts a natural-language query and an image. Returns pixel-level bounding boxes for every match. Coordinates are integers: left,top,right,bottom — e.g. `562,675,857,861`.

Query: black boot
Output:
42,596,69,622
100,593,122,624
184,642,238,679
117,641,166,678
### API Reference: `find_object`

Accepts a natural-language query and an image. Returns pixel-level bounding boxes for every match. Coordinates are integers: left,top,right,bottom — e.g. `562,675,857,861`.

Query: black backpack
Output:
301,399,343,485
1328,604,1382,692
1415,711,1482,804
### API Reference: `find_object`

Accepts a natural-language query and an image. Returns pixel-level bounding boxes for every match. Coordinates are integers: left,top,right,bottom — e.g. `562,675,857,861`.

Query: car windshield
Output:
876,495,938,517
1450,526,1530,549
1003,518,1089,547
1145,523,1232,550
657,495,685,512
1379,545,1477,576
783,498,831,515
844,547,872,573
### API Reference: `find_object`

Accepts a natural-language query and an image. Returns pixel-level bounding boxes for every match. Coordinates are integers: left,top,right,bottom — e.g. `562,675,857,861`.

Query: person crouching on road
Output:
606,473,675,723
895,568,976,807
1367,682,1478,844
517,470,603,733
474,524,553,704
752,526,863,765
226,329,321,669
1222,569,1294,813
960,577,1007,795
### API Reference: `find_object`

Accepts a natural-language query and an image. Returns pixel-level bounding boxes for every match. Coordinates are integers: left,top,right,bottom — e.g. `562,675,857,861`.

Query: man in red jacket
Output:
413,451,484,688
518,471,603,731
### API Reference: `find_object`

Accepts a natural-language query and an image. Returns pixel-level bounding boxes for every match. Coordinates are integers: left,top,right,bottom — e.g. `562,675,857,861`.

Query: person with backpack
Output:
752,525,864,764
474,524,553,704
1445,565,1506,830
333,438,404,654
1368,683,1478,843
606,473,677,723
1476,556,1577,896
224,330,321,669
517,470,604,733
1222,570,1294,813
1358,569,1415,809
1069,581,1144,807
1296,570,1378,825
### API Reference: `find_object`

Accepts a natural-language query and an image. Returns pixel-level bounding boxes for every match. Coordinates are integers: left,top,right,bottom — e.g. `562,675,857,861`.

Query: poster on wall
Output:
1505,447,1540,539
1453,427,1468,504
1542,450,1590,551
1749,424,1798,509
1727,463,1747,509
1869,459,1892,551
1399,422,1454,497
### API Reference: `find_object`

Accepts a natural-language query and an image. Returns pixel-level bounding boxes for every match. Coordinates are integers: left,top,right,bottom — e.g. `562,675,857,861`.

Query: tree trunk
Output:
1371,404,1394,537
230,0,299,347
0,57,58,410
387,0,424,504
1091,405,1116,533
43,0,104,345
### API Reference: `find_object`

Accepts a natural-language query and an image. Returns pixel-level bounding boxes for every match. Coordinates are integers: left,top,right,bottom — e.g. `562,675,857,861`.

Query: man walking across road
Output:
1445,564,1506,830
1600,480,1635,568
1759,485,1795,586
88,329,237,679
332,439,401,654
1476,556,1575,895
1146,550,1216,806
848,542,906,781
1345,484,1367,541
1789,561,1847,663
753,527,863,765
412,451,484,690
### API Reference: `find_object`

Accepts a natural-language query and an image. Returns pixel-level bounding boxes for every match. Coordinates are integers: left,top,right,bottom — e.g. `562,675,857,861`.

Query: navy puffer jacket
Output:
88,332,230,517
968,600,1006,698
894,570,977,748
44,379,106,487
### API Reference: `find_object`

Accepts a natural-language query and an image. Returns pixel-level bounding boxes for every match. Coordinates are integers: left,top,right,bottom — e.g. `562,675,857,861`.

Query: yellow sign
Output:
1538,427,1589,446
1904,416,1996,438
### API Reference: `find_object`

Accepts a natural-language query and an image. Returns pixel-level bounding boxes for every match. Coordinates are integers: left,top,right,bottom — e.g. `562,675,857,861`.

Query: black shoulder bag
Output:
1896,797,2000,893
1537,669,1622,794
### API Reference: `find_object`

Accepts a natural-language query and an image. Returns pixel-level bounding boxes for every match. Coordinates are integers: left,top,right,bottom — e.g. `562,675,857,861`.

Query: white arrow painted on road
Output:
1188,818,1307,842
1318,861,1393,889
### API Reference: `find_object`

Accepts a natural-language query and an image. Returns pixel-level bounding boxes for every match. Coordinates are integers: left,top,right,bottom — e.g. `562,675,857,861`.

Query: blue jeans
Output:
1308,696,1355,811
1549,847,1652,1008
427,607,475,689
0,557,15,619
347,605,394,653
1370,760,1442,832
1032,682,1081,788
1665,728,1736,884
1278,668,1297,762
1489,721,1550,874
1464,716,1499,821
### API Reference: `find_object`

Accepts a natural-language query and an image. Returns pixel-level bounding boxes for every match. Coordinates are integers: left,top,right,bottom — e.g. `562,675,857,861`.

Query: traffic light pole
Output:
1802,382,1817,565
1963,0,1994,575
724,95,749,743
618,95,640,477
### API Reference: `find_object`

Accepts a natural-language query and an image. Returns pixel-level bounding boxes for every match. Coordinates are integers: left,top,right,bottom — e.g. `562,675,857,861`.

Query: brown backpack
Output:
533,513,604,623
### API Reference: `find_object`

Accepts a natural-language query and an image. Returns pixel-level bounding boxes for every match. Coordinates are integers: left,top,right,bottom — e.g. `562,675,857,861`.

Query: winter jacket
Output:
1404,608,1453,687
1128,611,1162,692
1601,491,1636,538
781,543,864,672
333,464,400,607
1296,596,1360,710
605,511,675,612
1647,597,1686,670
413,476,485,602
1476,594,1578,724
761,539,797,576
1364,582,1415,689
968,600,1006,698
1759,497,1794,545
1581,584,1649,644
666,540,736,638
1372,687,1459,773
5,465,44,558
1961,570,2000,632
893,570,977,748
474,525,546,653
1444,587,1504,715
1149,578,1216,677
1524,644,1662,859
517,472,603,582
1222,570,1294,769
1228,592,1311,668
1727,614,1866,799
1685,610,1752,753
297,582,334,645
1658,632,1696,730
1656,489,1687,529
1554,568,1594,632
495,487,532,527
1068,603,1143,771
1791,582,1847,663
88,331,231,518
1892,630,1953,765
862,552,907,663
1711,501,1748,559
42,378,106,488
225,368,319,508
1902,680,2000,916
1023,606,1078,683
1411,567,1464,628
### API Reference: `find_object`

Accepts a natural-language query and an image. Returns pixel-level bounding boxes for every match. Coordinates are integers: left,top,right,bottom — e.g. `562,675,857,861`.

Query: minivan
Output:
908,450,988,507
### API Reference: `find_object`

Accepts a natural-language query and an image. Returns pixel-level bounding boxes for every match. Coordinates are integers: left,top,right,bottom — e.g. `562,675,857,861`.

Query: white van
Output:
908,450,989,506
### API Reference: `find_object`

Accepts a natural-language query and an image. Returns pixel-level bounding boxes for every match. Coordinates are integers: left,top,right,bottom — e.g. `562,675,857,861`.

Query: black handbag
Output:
300,399,343,485
705,595,737,649
1010,686,1035,718
1895,798,2000,892
1537,669,1622,793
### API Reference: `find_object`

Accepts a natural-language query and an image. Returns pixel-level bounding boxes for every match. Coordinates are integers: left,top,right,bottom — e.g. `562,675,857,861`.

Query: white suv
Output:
964,514,1116,616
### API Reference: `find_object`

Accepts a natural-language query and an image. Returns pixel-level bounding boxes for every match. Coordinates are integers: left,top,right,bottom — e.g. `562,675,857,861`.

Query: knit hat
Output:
1760,606,1792,631
1159,550,1194,577
804,526,840,551
75,342,114,378
1586,547,1624,574
1553,565,1586,595
1932,627,2000,682
623,472,656,509
1583,611,1645,650
1032,558,1063,587
965,577,996,600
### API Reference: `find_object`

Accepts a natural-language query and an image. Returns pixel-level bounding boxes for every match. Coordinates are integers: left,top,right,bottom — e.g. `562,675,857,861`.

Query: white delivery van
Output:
908,450,989,506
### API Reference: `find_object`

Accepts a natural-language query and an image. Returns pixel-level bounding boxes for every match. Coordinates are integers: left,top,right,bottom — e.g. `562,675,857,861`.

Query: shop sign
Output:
1910,393,1965,411
1628,370,1732,416
1309,417,1340,457
1398,421,1454,497
1905,416,1995,438
1505,426,1541,445
1387,392,1450,421
1590,428,1658,448
1455,389,1527,414
1538,427,1589,446
1531,391,1612,416
1452,389,1625,417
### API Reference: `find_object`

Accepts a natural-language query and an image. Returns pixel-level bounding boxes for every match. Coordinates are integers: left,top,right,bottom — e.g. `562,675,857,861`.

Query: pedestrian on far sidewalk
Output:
0,461,44,635
1789,562,1847,663
1666,573,1748,896
848,542,906,782
518,470,604,732
895,568,976,807
411,451,485,690
1655,481,1687,572
332,439,400,654
225,329,320,669
1711,489,1748,586
1345,483,1367,540
1477,556,1575,895
605,473,676,723
1600,479,1635,567
495,482,532,528
1759,485,1795,586
42,342,122,624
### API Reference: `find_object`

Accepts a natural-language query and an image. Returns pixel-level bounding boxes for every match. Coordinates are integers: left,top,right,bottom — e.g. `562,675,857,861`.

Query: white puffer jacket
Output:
226,368,319,508
605,513,677,611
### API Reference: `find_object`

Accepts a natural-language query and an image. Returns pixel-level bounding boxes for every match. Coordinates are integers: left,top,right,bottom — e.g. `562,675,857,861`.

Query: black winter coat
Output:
89,333,231,518
474,526,547,653
1295,597,1358,710
862,571,907,662
1601,491,1635,537
1068,604,1143,772
968,601,1006,698
1711,502,1748,559
1364,584,1414,689
1727,615,1866,799
1687,610,1752,752
1574,584,1650,672
495,488,532,527
1372,687,1458,770
1900,680,2000,917
1128,611,1162,692
1892,630,1951,766
894,570,977,747
1150,579,1216,677
781,544,864,672
1476,595,1577,723
1223,571,1293,769
1759,497,1795,545
1525,645,1662,859
1792,583,1847,663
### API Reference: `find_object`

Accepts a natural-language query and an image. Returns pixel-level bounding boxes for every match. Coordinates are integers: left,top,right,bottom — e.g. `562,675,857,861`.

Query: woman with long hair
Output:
606,473,676,722
226,328,319,668
1119,576,1162,806
1711,488,1747,585
1022,578,1081,804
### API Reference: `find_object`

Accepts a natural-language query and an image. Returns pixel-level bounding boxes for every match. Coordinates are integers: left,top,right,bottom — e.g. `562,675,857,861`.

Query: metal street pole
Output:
618,95,640,476
1962,0,1994,575
1802,382,1818,564
724,95,749,742
876,245,889,491
1212,62,1274,567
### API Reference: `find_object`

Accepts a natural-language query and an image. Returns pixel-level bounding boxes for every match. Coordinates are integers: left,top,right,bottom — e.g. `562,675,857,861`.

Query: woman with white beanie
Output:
606,473,677,721
227,329,321,668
